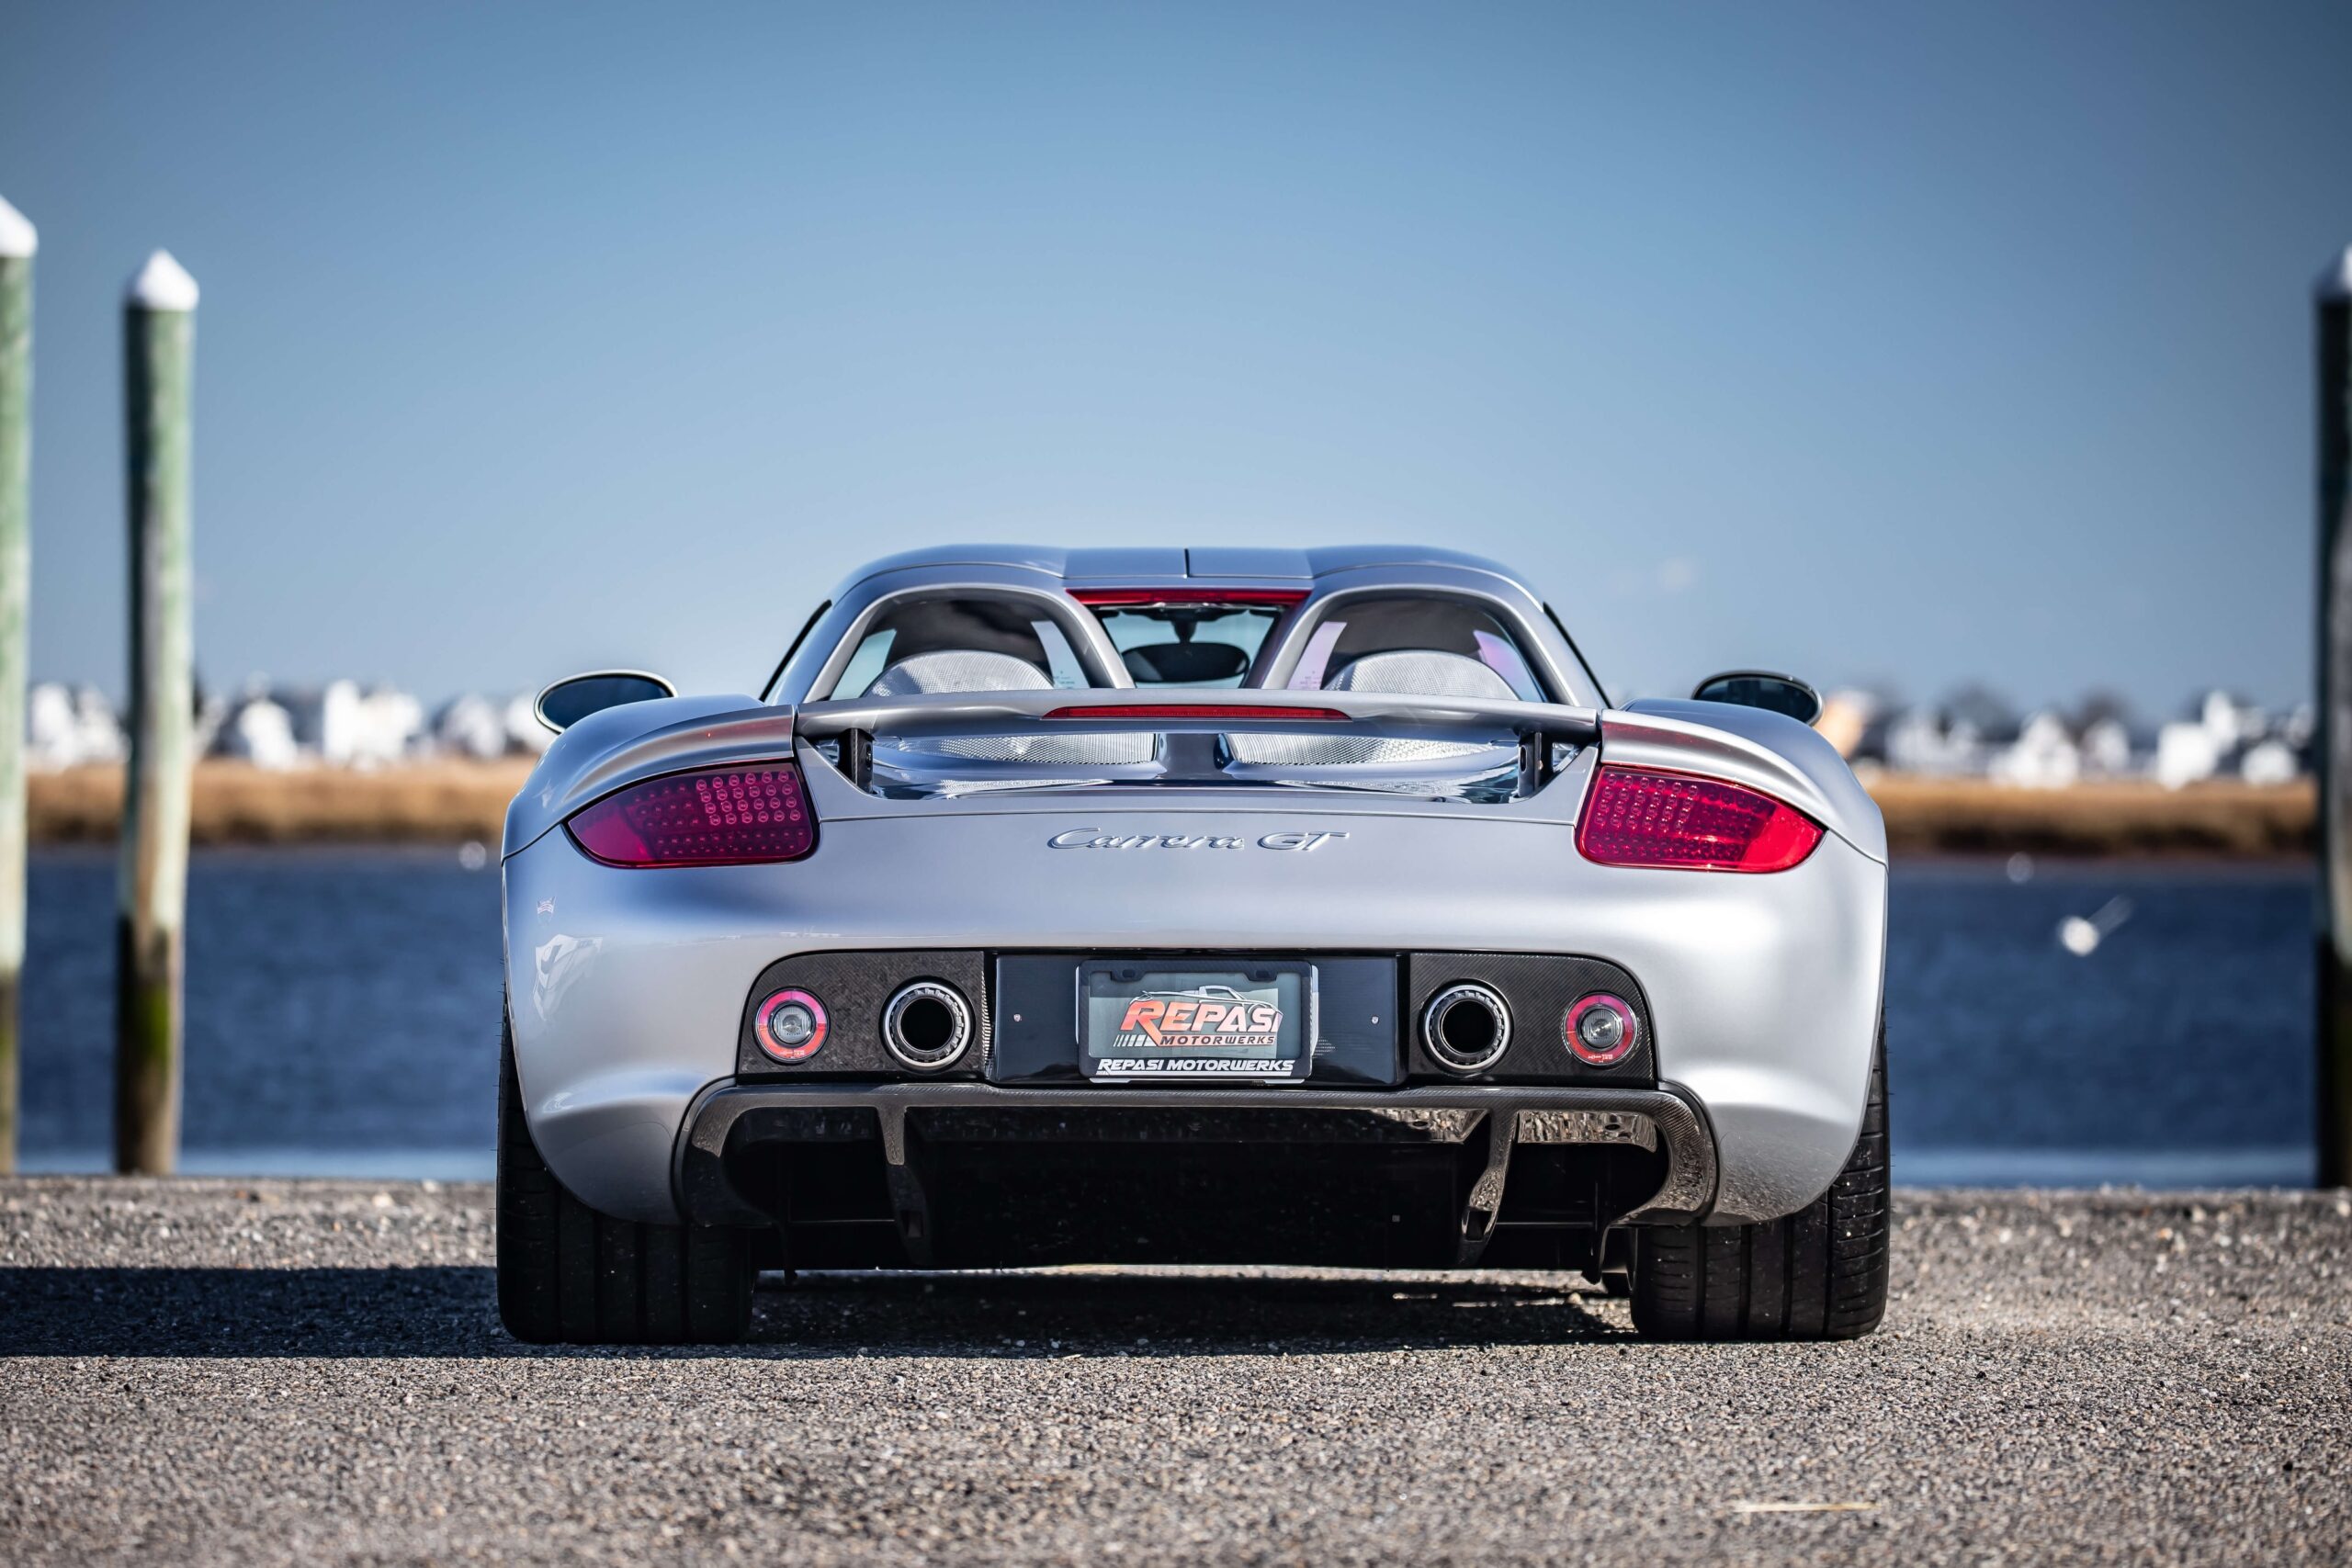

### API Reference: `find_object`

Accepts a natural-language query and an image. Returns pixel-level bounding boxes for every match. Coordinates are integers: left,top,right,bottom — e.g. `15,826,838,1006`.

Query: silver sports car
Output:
498,546,1888,1344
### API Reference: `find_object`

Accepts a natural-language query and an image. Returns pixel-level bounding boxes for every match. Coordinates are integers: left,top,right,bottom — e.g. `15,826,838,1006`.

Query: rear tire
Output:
1630,1032,1889,1342
497,1021,752,1345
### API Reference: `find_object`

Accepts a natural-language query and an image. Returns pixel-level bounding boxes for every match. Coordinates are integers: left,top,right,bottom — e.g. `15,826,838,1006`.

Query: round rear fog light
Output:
1565,993,1637,1066
757,988,828,1063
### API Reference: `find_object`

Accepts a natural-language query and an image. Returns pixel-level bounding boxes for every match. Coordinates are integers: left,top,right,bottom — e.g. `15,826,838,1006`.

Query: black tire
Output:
1631,1033,1889,1342
497,1021,753,1345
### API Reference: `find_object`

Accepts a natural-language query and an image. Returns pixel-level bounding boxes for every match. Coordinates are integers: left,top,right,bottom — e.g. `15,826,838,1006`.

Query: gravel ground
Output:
0,1179,2346,1565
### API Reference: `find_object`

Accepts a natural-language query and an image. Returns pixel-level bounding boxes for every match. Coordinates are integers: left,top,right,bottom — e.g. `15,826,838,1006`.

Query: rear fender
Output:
503,694,785,859
1609,701,1885,864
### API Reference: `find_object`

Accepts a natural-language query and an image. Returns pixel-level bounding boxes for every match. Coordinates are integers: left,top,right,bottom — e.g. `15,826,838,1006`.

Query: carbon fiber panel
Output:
736,951,990,1079
1404,953,1655,1083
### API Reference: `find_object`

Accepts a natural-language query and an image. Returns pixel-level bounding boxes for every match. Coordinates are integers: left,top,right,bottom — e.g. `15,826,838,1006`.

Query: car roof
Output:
831,544,1533,596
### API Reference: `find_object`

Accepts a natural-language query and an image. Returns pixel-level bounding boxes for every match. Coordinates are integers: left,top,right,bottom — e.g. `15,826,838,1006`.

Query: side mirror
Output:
534,670,677,733
1690,670,1823,726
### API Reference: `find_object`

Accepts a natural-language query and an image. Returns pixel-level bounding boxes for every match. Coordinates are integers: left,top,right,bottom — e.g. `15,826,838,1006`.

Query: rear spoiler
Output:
797,687,1600,741
507,688,1600,855
797,687,1602,795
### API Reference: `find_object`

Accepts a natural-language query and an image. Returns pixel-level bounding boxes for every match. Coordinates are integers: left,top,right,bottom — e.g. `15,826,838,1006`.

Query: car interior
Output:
823,590,1549,784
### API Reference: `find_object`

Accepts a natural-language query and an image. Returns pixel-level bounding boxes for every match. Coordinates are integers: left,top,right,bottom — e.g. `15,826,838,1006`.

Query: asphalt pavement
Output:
1,1179,2346,1564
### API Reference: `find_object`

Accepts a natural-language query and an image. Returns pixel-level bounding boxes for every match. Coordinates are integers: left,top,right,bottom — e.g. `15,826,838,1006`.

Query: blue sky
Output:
3,1,2347,716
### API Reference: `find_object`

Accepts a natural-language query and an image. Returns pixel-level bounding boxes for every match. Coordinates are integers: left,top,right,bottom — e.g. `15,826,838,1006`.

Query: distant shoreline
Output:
30,760,533,847
23,761,2316,859
1864,773,2312,859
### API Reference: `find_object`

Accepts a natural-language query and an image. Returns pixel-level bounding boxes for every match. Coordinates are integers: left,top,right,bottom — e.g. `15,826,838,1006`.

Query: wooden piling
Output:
2320,247,2352,1188
0,197,33,1176
116,251,198,1176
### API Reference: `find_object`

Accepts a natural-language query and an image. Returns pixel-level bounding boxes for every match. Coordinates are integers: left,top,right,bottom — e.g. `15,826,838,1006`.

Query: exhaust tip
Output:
883,980,973,1071
1422,982,1510,1075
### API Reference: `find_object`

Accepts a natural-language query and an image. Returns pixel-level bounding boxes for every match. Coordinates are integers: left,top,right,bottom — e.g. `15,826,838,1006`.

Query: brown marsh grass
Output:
30,761,534,846
1866,773,2312,859
26,761,2315,858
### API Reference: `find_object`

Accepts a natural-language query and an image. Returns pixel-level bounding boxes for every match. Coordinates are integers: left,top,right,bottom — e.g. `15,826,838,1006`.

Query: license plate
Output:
1079,962,1316,1084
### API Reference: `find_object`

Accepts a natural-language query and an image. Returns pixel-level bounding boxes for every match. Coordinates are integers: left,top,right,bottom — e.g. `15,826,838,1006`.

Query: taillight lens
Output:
567,762,817,868
1576,765,1823,873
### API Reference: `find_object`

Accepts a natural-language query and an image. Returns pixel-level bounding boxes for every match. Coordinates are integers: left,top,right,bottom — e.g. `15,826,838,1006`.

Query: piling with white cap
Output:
117,248,198,1176
0,197,33,1175
2320,246,2352,1186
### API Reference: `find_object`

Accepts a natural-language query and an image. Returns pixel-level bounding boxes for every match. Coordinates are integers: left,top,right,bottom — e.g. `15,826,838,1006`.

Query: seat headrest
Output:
865,650,1054,697
1326,649,1516,702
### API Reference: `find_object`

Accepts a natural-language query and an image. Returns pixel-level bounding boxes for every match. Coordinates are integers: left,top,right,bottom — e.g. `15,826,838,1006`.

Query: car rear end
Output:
500,687,1886,1293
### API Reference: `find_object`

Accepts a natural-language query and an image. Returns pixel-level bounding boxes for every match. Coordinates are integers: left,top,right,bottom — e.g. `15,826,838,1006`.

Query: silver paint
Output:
501,546,1885,1232
504,755,1880,1226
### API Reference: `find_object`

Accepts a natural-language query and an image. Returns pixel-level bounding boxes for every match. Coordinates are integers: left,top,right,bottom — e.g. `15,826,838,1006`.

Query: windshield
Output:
1087,604,1283,687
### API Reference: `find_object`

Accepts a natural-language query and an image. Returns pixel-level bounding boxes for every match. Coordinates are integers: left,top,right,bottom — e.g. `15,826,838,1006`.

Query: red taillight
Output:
567,762,817,868
1069,588,1308,608
1575,765,1823,873
1042,702,1349,722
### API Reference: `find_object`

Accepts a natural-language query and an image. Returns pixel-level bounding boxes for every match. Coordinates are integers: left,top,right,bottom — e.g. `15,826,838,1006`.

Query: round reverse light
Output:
756,988,828,1063
1566,993,1637,1066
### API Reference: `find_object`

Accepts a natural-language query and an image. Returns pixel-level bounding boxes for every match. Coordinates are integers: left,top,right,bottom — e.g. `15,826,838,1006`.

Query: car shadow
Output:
0,1265,1626,1359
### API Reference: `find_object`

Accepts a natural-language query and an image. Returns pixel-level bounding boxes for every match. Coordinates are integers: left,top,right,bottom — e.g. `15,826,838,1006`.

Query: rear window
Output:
1087,604,1283,688
1284,596,1547,702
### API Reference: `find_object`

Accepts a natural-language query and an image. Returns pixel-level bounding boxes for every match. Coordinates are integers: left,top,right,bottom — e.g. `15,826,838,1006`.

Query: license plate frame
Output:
1078,961,1317,1085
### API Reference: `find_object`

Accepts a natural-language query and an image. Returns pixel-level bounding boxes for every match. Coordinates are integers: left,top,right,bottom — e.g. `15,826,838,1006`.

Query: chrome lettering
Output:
1050,828,1347,851
1258,830,1350,852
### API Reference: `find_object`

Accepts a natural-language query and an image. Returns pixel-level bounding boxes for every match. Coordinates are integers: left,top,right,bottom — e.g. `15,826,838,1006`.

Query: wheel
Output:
497,1019,753,1345
1630,1032,1888,1342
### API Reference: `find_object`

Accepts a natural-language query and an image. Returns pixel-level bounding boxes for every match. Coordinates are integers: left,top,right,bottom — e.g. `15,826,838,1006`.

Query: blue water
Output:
1883,860,2312,1185
15,849,2318,1186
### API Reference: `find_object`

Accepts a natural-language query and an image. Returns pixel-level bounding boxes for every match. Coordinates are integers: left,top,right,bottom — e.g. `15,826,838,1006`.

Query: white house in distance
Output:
2152,691,2310,789
270,680,426,768
216,691,301,770
2078,716,2133,776
27,677,563,769
1987,713,2081,789
27,683,126,770
324,681,426,766
434,694,511,761
26,675,2314,784
1877,706,1994,777
1843,686,2309,788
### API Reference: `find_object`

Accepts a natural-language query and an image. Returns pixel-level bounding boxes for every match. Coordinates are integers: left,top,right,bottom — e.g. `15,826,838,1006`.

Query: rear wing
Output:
505,687,1600,855
796,687,1599,739
795,687,1602,795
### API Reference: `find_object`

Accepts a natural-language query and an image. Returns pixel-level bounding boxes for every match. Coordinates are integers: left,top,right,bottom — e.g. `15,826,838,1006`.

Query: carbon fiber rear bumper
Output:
675,1080,1717,1267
